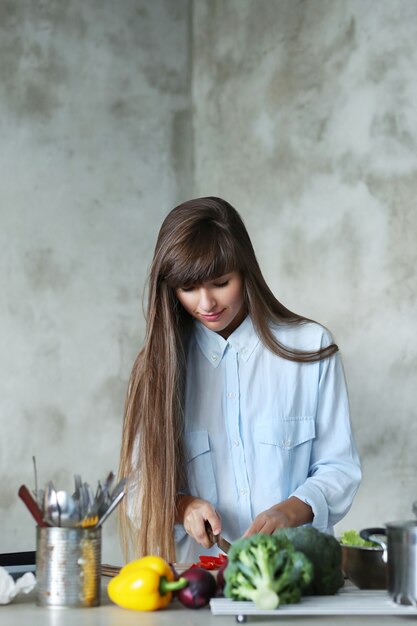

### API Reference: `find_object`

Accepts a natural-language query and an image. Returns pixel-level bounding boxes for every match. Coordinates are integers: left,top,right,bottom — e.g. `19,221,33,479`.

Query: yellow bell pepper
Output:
108,555,187,611
120,555,173,578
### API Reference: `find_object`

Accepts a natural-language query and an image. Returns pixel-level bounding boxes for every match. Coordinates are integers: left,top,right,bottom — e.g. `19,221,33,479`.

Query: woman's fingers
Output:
206,510,222,536
243,508,291,537
182,498,222,547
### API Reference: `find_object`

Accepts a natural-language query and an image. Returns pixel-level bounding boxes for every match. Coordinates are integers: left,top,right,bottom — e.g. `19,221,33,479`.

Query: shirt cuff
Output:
290,484,329,532
174,523,187,543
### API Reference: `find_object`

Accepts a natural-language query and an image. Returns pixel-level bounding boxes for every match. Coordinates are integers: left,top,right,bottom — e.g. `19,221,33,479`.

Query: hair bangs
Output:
163,229,240,289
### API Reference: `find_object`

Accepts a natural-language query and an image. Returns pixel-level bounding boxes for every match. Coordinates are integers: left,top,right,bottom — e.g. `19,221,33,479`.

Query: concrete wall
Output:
1,0,416,564
0,0,191,563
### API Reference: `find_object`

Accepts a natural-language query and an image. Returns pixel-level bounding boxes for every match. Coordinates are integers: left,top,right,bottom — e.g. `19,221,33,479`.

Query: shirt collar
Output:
193,315,260,367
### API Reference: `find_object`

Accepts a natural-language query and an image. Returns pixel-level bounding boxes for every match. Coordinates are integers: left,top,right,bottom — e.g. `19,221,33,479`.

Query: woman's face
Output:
175,271,246,339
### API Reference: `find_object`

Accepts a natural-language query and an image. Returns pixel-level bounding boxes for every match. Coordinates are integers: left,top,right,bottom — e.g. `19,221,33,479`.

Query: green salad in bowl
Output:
339,530,386,589
339,530,379,548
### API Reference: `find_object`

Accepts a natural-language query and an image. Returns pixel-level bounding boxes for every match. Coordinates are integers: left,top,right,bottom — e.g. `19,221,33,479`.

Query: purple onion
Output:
176,567,217,609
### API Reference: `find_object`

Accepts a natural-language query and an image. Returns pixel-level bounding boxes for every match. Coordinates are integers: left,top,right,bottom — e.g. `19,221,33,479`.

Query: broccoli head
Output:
273,526,344,595
223,533,313,610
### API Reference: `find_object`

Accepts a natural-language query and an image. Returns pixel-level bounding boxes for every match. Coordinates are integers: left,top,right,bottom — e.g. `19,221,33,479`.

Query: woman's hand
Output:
176,495,221,548
243,497,313,537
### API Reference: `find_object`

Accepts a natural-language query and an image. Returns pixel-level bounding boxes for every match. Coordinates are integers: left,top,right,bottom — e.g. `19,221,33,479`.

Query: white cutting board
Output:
210,587,417,616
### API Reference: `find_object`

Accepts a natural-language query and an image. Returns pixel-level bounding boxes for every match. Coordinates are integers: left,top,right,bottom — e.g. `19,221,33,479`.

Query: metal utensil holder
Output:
36,525,101,607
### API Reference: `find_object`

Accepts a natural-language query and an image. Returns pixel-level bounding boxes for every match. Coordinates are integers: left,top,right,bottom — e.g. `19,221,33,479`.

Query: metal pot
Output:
340,543,387,589
361,521,417,606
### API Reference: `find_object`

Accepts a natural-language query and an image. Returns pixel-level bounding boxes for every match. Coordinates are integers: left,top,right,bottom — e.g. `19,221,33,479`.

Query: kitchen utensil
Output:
361,522,417,606
340,541,387,589
32,456,39,506
109,476,127,500
216,535,231,554
74,473,93,518
205,520,231,553
44,481,61,526
24,469,124,530
18,485,48,527
72,474,83,514
55,490,80,527
78,515,99,528
95,489,125,528
95,471,115,517
82,482,96,516
36,525,101,607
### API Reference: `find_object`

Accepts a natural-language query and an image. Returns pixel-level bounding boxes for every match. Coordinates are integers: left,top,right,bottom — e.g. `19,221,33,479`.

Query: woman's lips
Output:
199,309,226,322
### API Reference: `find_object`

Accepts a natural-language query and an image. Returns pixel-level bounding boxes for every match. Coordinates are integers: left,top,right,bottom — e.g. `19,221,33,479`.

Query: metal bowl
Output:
341,544,387,590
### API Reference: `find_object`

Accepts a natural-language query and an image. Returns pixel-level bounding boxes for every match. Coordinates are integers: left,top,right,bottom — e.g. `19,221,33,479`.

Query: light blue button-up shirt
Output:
174,315,361,563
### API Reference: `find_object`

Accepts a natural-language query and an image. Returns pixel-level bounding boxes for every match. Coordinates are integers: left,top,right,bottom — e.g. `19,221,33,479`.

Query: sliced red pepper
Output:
199,555,223,565
199,561,218,570
188,561,217,570
190,553,229,571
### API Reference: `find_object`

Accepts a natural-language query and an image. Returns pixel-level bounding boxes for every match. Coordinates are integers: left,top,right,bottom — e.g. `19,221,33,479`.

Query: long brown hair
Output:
118,197,338,561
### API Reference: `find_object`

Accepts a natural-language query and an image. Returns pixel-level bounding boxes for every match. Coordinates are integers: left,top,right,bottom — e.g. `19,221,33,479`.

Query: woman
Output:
118,196,361,563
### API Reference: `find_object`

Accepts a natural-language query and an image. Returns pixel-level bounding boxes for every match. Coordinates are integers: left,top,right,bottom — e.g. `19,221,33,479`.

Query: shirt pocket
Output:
256,417,316,450
253,417,316,496
183,430,218,505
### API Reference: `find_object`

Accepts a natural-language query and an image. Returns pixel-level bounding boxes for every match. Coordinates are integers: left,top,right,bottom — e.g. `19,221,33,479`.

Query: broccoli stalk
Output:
224,534,313,610
234,542,286,609
231,569,280,610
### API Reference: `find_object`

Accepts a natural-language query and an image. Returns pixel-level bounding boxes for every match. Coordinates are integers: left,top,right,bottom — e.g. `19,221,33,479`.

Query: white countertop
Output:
2,579,416,625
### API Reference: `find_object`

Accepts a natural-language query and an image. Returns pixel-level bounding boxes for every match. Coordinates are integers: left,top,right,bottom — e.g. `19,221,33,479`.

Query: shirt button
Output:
211,354,218,362
233,440,240,447
228,392,236,399
240,488,246,496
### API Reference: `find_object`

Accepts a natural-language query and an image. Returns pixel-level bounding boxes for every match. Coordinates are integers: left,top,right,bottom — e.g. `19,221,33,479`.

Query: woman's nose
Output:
198,288,216,311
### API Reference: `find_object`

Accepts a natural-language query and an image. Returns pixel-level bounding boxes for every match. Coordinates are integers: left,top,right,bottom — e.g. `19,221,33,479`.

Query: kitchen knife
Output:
18,484,48,527
205,520,231,553
216,534,232,554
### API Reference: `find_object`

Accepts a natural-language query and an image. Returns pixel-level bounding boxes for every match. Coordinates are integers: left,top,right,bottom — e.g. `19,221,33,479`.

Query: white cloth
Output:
0,568,36,604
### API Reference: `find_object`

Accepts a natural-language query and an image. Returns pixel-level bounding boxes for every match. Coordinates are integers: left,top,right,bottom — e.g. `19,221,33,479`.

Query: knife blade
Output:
216,534,232,554
204,520,231,553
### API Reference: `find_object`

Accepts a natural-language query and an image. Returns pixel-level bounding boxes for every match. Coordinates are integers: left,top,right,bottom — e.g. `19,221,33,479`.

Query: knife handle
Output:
204,519,216,542
18,484,48,527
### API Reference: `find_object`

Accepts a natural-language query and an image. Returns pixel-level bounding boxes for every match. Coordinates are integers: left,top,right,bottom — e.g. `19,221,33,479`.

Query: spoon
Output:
54,490,80,527
44,481,65,526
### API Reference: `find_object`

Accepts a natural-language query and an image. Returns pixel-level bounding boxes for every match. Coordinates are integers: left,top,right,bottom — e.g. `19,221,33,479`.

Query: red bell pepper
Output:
190,553,228,570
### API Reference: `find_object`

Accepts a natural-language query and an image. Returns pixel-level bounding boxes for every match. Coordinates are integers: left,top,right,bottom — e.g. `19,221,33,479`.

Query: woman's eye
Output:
214,280,229,288
179,286,194,293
